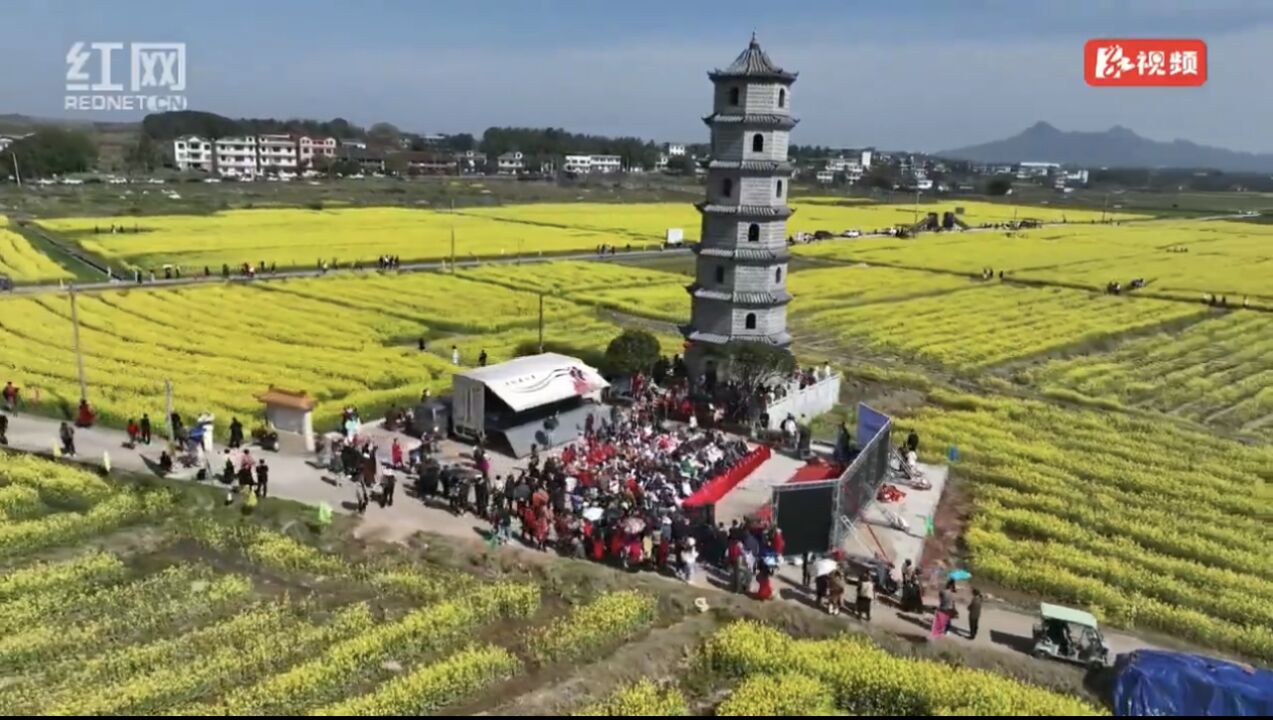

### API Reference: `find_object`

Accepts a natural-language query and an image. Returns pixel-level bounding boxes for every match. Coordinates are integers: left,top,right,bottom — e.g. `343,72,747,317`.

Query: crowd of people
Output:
425,397,757,572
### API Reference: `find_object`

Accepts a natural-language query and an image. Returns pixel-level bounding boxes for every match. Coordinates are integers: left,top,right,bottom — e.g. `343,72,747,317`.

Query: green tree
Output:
864,164,898,190
367,122,402,149
708,341,795,395
666,155,695,174
604,329,662,377
985,175,1014,196
125,133,164,172
0,128,97,178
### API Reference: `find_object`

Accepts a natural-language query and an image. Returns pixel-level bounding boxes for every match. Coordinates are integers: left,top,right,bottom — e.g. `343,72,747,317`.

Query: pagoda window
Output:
752,134,764,152
776,179,784,197
715,266,725,284
778,88,787,108
776,267,783,283
722,177,733,198
729,87,740,106
745,312,757,330
748,223,760,242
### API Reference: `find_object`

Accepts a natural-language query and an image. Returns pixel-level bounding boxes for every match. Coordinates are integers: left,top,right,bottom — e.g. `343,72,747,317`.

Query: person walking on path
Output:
391,439,404,468
826,570,846,616
355,479,369,514
451,345,461,365
59,422,76,456
381,470,396,508
0,413,8,446
967,589,983,640
679,538,699,584
856,571,875,621
932,580,957,638
221,452,235,485
126,418,139,448
255,459,269,498
755,556,774,601
140,413,152,445
228,417,244,449
2,381,18,413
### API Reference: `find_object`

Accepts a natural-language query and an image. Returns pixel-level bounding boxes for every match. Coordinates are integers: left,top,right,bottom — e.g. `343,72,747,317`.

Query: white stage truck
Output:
450,353,610,457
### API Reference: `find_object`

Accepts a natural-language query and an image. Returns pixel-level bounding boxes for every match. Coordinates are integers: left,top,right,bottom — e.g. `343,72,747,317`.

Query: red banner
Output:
1084,39,1206,87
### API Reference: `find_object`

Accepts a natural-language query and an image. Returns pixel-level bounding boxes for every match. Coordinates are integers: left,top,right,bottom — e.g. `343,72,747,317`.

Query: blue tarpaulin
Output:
856,403,890,450
1113,650,1273,716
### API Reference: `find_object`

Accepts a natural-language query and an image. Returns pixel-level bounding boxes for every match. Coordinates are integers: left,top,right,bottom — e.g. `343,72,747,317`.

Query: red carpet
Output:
682,445,772,508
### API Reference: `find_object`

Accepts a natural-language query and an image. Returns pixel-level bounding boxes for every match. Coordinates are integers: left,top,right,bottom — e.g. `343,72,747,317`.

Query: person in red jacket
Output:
75,399,96,428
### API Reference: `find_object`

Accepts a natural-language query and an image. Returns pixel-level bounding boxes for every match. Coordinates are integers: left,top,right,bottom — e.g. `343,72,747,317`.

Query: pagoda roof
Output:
707,159,795,173
696,202,794,219
681,328,794,347
256,387,317,411
702,113,798,129
709,35,797,83
687,284,793,305
694,245,791,263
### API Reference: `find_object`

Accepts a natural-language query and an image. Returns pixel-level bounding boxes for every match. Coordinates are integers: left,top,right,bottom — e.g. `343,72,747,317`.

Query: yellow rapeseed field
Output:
35,200,1143,273
0,270,680,435
0,221,72,282
39,207,654,272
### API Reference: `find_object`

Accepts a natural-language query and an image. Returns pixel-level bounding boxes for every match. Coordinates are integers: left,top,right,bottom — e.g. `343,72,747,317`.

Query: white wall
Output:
766,374,842,429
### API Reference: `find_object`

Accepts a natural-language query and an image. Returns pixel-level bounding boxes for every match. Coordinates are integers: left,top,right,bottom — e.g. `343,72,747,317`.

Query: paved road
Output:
0,408,1159,666
7,245,694,295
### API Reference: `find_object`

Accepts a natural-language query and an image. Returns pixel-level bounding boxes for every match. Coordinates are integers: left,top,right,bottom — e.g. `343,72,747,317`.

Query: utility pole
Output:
913,189,919,224
9,151,20,188
69,286,87,402
538,292,545,353
165,379,174,443
449,198,456,274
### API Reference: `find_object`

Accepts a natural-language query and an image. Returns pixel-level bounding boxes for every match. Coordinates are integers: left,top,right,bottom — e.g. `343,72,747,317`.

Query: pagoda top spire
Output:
709,35,798,83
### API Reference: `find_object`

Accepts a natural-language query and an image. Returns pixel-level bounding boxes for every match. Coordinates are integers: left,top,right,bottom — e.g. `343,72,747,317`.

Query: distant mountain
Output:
939,122,1273,173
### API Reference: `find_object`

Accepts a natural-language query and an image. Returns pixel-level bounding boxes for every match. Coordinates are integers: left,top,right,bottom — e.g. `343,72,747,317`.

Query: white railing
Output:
765,373,841,430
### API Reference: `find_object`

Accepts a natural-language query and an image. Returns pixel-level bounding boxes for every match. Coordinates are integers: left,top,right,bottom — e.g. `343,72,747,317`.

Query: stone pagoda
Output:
683,35,797,373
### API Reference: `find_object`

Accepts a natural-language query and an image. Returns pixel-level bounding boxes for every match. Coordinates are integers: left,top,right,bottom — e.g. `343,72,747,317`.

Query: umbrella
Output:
814,557,838,578
582,507,604,522
622,517,646,534
948,569,972,582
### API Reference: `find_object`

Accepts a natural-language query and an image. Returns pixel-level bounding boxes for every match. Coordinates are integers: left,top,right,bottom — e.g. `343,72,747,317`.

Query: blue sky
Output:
5,0,1273,152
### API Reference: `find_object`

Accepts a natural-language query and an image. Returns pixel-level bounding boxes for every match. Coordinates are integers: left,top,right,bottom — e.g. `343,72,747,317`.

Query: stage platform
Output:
498,403,612,458
712,450,808,526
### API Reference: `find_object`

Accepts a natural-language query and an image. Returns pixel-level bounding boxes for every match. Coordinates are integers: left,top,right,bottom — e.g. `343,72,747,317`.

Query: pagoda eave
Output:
683,329,793,347
706,159,795,174
693,245,792,263
695,202,795,219
702,113,799,130
708,70,798,83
